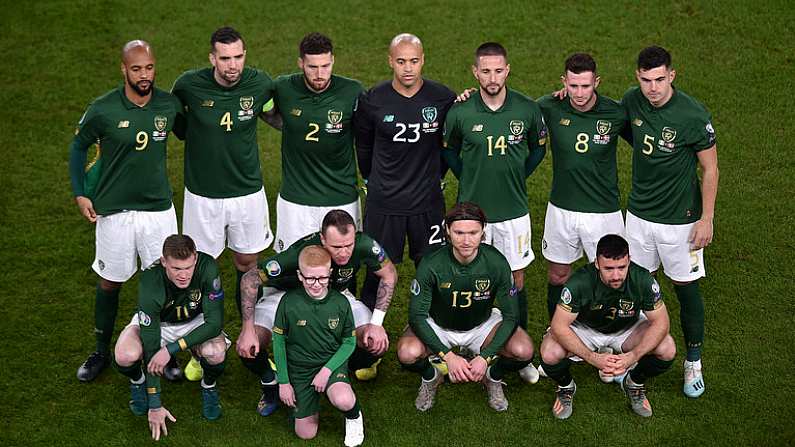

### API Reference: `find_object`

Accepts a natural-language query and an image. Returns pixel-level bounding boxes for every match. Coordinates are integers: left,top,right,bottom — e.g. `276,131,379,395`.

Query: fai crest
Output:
190,289,202,302
327,109,343,124
239,96,254,111
421,106,437,123
596,120,611,135
338,267,354,279
662,126,677,143
474,279,491,293
619,298,634,311
509,120,524,136
328,317,340,329
154,115,168,132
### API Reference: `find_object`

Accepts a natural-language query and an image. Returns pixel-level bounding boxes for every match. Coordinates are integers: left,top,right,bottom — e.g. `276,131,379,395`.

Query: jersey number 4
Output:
220,112,233,132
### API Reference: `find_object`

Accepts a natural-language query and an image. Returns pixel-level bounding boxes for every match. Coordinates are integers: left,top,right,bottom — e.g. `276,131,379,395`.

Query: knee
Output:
396,340,424,365
295,421,318,440
199,341,227,365
114,345,142,367
656,335,677,361
233,253,258,272
329,388,355,411
547,265,570,286
539,337,565,364
506,333,534,361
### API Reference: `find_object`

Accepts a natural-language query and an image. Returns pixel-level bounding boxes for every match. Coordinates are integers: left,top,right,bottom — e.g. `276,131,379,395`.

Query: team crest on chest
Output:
617,298,635,317
328,317,339,329
474,279,491,293
596,120,611,135
189,289,202,302
239,96,255,121
661,126,677,143
336,267,354,284
326,109,343,133
509,120,524,136
421,106,440,133
152,115,168,141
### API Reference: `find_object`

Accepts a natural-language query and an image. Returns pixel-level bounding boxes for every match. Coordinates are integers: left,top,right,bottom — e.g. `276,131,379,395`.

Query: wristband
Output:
370,309,386,326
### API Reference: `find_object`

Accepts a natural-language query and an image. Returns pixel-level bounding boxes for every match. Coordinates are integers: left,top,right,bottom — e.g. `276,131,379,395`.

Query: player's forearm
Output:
272,332,290,384
408,297,448,356
240,269,262,325
324,335,356,371
172,305,224,354
630,313,670,359
524,145,546,178
480,313,516,359
259,110,283,130
68,138,89,197
441,148,462,178
372,265,397,323
700,162,719,220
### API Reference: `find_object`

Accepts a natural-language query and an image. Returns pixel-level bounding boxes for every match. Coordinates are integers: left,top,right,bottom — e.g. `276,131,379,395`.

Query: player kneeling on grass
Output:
273,245,364,447
114,234,228,440
539,234,675,419
397,202,535,412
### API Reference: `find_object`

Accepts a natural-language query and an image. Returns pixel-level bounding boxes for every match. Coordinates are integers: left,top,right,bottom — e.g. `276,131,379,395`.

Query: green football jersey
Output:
137,252,225,393
443,89,547,222
73,86,180,215
408,244,517,359
273,73,363,206
272,288,355,374
172,67,274,198
559,262,662,334
258,231,389,294
538,94,627,213
622,87,716,224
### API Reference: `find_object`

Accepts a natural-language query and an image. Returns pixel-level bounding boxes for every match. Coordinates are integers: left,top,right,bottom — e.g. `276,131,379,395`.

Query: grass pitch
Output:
1,1,793,445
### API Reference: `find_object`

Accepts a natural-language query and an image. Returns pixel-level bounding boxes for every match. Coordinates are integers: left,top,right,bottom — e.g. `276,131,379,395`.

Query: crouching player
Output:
273,245,364,447
397,202,534,412
540,234,675,419
114,234,228,440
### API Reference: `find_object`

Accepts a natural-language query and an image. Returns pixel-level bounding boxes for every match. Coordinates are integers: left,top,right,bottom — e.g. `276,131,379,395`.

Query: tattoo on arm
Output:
374,280,395,313
240,269,262,322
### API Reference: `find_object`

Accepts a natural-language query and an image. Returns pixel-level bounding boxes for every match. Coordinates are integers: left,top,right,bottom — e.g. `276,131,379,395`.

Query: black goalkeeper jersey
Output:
354,79,455,215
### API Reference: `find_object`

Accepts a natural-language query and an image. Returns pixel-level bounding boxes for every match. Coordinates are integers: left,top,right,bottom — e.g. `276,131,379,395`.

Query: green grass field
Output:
2,0,793,445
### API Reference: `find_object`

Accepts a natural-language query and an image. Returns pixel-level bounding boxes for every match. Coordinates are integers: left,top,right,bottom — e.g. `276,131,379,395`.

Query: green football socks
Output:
95,283,120,355
547,283,563,319
674,281,704,361
629,355,674,384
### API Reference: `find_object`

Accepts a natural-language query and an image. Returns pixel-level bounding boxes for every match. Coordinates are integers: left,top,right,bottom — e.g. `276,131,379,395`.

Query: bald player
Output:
69,41,182,382
354,33,456,312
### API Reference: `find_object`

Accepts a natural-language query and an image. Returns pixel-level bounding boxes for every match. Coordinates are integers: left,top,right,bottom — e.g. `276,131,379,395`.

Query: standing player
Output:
538,53,627,319
622,46,718,398
354,33,456,310
397,202,534,412
273,245,364,446
171,27,275,319
539,234,675,419
236,210,396,416
443,43,547,366
263,33,364,252
114,235,228,440
69,40,181,382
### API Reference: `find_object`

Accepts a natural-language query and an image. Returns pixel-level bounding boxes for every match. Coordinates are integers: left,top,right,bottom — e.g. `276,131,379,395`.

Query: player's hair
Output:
162,234,197,260
321,209,355,235
389,33,423,51
300,32,333,57
637,46,671,70
211,26,246,52
445,202,487,228
299,245,332,269
596,234,629,260
474,42,507,65
565,53,597,74
121,40,152,60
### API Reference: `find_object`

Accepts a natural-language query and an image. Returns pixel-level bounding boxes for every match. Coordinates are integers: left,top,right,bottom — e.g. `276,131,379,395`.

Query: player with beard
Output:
261,32,364,252
354,33,456,320
171,27,275,328
69,40,182,382
443,42,547,383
